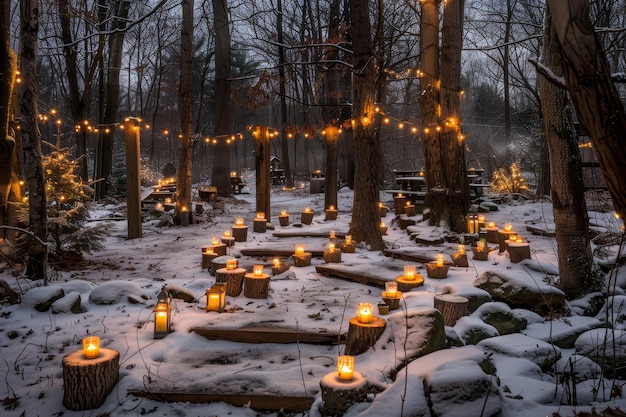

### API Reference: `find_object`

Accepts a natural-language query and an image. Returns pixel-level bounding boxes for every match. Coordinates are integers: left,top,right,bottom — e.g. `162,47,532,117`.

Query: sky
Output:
1,172,626,417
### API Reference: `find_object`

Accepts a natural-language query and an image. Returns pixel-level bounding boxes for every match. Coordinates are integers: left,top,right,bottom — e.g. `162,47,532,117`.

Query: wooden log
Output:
486,227,499,243
210,243,227,257
215,268,246,296
344,316,386,355
525,225,556,237
292,252,312,267
323,250,342,263
395,274,424,292
62,348,119,411
315,265,387,288
393,195,406,214
128,390,315,412
382,248,434,264
278,214,289,226
243,273,271,298
320,372,368,417
221,236,235,248
399,217,416,230
404,204,416,217
191,325,345,344
232,225,248,242
425,263,450,279
434,294,468,326
201,251,218,270
451,253,469,267
253,218,267,233
382,295,401,310
240,247,325,257
210,256,231,275
508,243,531,263
339,242,356,253
325,209,338,220
379,205,389,218
300,211,314,225
498,230,516,253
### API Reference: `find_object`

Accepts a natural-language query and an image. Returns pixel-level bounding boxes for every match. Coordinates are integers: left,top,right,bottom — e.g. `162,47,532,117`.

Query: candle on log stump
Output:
215,267,246,296
344,316,386,355
320,371,368,417
433,294,469,326
62,348,119,411
243,272,271,299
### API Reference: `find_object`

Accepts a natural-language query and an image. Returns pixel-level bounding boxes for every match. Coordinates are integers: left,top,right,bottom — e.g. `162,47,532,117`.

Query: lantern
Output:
466,215,479,234
357,302,373,324
206,284,226,312
436,254,445,267
153,287,172,339
295,244,305,255
477,239,487,251
253,264,264,276
385,281,398,298
457,244,466,255
477,214,486,227
226,258,237,270
404,265,416,280
82,336,100,359
508,234,517,243
337,355,355,381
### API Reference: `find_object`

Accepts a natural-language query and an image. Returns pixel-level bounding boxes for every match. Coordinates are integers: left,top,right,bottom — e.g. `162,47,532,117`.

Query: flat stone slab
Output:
477,333,561,368
522,316,604,349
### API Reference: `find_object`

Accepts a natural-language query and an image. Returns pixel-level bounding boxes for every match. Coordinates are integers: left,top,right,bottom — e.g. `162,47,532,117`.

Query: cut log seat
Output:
315,264,388,288
191,325,345,345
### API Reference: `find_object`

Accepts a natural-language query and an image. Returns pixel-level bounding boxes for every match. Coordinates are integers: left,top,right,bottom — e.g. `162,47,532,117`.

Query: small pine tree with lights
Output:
42,147,108,258
490,162,529,195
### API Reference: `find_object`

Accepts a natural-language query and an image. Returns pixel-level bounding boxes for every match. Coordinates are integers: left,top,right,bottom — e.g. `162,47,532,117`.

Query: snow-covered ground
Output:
1,172,626,417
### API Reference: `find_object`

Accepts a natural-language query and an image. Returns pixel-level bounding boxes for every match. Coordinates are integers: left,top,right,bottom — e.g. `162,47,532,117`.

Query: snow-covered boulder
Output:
51,292,82,314
0,279,19,305
575,328,626,378
522,316,603,349
554,354,602,384
474,270,565,310
478,334,561,368
348,374,431,417
595,295,626,329
21,285,65,312
454,315,499,345
88,280,150,305
165,284,196,303
471,302,527,335
425,359,501,417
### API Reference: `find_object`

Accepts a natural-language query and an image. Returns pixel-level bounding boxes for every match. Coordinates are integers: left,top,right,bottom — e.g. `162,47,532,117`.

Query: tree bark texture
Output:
324,127,339,210
255,126,271,219
344,316,386,355
347,0,384,250
540,6,592,298
62,348,120,411
434,294,468,326
20,0,48,282
212,0,233,197
276,0,293,189
177,0,194,217
546,0,626,220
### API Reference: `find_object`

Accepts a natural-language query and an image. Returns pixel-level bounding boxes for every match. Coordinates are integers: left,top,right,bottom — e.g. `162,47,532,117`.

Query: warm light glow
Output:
226,259,237,270
203,247,215,255
82,336,100,359
206,285,226,312
223,230,231,238
477,239,487,251
154,304,169,334
380,221,386,228
256,212,265,220
273,258,280,268
357,302,373,324
385,281,398,298
487,222,497,229
515,237,524,243
328,243,336,253
280,210,288,216
253,264,264,276
504,223,513,232
457,244,466,255
329,230,336,239
230,171,237,177
345,235,352,245
337,355,355,381
478,214,485,225
295,244,305,255
303,207,312,213
404,265,416,280
508,234,517,243
436,254,445,267
328,205,335,211
211,237,220,246
235,217,245,226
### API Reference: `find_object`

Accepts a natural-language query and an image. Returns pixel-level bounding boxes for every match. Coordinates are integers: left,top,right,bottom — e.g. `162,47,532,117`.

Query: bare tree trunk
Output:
20,0,48,283
211,0,232,197
541,5,593,298
546,0,626,220
347,0,384,250
276,0,293,189
177,0,194,214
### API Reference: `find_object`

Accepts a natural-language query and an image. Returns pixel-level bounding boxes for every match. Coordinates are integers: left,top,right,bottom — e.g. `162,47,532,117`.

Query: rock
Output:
522,316,603,349
471,302,527,335
595,295,626,329
478,334,561,369
554,354,602,384
575,328,626,378
569,292,605,316
0,279,19,305
51,292,82,314
444,327,465,348
425,359,501,417
450,287,491,313
474,270,566,311
356,374,430,417
88,281,150,305
165,284,196,302
384,307,446,378
454,315,499,345
21,286,65,312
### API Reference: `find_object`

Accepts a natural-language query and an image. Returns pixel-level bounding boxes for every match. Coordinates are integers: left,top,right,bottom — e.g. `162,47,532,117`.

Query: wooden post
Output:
62,348,119,411
434,294,468,326
320,372,368,417
255,126,271,221
324,126,339,212
344,316,386,355
124,118,141,239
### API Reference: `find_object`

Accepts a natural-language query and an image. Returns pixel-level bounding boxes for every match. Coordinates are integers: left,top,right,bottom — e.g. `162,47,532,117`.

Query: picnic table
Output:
230,176,247,194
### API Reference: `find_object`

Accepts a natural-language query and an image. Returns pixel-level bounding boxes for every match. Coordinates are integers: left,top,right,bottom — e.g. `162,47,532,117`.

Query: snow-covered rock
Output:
478,334,561,368
21,285,65,312
472,301,527,335
88,280,150,305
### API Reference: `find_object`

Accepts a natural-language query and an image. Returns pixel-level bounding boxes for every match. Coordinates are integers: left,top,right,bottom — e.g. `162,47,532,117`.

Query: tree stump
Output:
486,226,499,243
300,211,314,225
232,225,248,242
253,218,267,233
320,371,368,417
201,251,218,270
344,316,386,355
62,348,119,411
340,242,356,253
434,294,469,326
508,243,531,263
221,236,235,248
451,253,468,267
292,252,312,267
399,217,416,230
382,295,401,310
471,247,489,261
498,229,516,253
325,209,338,220
210,243,227,257
211,256,231,275
379,205,389,218
395,274,424,292
271,263,290,276
243,273,271,299
215,268,246,296
404,204,416,217
323,249,342,263
426,263,450,279
393,195,406,214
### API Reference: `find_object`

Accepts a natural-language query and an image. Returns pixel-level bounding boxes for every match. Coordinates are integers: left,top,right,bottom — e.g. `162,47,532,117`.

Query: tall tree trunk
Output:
541,5,593,298
177,0,194,215
211,0,232,197
20,0,48,283
347,0,383,250
276,0,293,189
419,0,441,221
546,0,626,220
438,0,468,232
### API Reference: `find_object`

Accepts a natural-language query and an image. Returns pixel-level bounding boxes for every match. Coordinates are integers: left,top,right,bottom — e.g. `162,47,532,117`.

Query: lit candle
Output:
328,243,336,253
515,237,524,243
398,193,403,198
380,221,385,228
337,355,354,381
211,237,220,246
504,223,513,232
303,207,312,213
203,247,215,255
478,214,485,225
273,258,280,268
295,244,305,255
235,217,245,226
253,264,264,276
436,254,445,267
477,239,487,251
256,212,265,220
226,259,237,270
487,222,497,229
165,197,171,204
404,265,416,280
345,235,352,245
328,205,335,211
155,309,168,333
378,202,384,208
357,302,373,324
385,281,398,298
457,244,466,255
82,336,100,359
207,292,221,311
223,230,231,238
280,210,288,216
329,230,336,239
508,234,517,242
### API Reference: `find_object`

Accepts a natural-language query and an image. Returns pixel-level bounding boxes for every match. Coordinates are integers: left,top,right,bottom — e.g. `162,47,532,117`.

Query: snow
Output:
2,176,626,417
